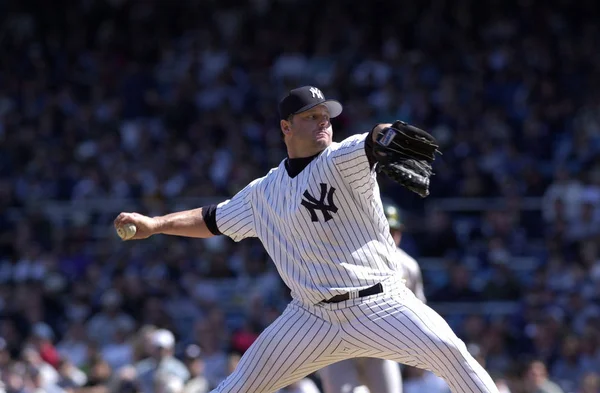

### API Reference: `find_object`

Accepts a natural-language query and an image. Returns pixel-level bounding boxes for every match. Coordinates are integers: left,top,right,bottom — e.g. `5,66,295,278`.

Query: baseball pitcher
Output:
115,86,499,393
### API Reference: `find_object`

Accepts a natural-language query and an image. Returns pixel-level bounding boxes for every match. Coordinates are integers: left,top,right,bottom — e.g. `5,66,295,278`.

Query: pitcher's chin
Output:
314,138,331,149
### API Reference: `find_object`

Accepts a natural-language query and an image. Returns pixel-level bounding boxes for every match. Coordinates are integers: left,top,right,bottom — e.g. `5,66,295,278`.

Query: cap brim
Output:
293,100,343,118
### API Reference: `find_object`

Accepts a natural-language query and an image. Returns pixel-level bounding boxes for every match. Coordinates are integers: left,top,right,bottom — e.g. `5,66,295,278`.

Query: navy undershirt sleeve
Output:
202,204,221,236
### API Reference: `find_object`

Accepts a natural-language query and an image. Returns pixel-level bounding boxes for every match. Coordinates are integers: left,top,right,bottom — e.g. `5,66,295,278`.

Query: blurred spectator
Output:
481,324,513,376
566,197,600,242
466,343,487,370
26,366,66,393
481,259,522,301
522,359,565,393
193,321,228,390
226,353,241,376
86,290,135,347
108,365,142,393
4,363,28,393
0,338,11,371
56,358,88,390
525,322,560,368
135,329,189,393
461,315,487,346
542,169,584,224
181,345,209,393
20,347,59,388
153,371,185,393
229,320,260,356
29,322,60,369
417,210,460,257
494,375,513,393
100,325,134,372
551,336,589,393
276,378,321,393
83,354,112,388
401,366,451,393
131,325,158,364
430,264,481,302
578,372,600,393
56,322,90,368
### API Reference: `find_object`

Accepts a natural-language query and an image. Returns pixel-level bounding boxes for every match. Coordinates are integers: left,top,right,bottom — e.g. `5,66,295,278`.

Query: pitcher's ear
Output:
280,119,291,134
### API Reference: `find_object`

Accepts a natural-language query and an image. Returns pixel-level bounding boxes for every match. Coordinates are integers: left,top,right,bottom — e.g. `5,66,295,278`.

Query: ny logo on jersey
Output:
309,87,324,99
301,183,338,222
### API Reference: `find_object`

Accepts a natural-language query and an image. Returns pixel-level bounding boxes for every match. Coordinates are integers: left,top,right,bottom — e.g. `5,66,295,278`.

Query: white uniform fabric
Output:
318,247,426,393
213,133,498,393
216,133,400,305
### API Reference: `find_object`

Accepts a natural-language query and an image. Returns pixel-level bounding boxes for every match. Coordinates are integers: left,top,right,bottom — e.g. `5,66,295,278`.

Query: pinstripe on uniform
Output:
318,248,425,393
217,134,399,303
213,133,499,393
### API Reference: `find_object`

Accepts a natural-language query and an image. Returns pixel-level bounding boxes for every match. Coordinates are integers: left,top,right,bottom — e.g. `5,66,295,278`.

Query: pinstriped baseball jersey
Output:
197,86,499,393
215,133,402,305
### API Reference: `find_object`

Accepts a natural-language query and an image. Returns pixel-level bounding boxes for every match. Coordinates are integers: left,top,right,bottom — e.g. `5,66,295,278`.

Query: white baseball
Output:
117,223,137,240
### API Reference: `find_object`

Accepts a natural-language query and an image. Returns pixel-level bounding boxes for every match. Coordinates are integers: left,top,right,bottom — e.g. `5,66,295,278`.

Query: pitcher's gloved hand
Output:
373,120,442,198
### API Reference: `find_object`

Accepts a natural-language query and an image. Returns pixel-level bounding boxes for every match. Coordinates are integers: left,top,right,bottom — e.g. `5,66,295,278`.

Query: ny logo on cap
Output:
309,87,324,99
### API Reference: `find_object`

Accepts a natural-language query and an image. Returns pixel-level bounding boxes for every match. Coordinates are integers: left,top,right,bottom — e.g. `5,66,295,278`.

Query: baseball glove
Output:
373,120,441,198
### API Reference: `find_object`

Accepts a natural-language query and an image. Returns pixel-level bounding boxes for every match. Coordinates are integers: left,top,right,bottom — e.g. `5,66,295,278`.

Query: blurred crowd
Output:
1,0,600,392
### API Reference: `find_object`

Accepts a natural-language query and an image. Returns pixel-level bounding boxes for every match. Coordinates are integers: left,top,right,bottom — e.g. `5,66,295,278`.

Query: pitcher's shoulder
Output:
325,133,368,154
252,161,286,186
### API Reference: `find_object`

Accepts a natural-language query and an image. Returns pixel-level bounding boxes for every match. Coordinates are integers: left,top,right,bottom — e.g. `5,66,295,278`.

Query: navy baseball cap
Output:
279,86,343,120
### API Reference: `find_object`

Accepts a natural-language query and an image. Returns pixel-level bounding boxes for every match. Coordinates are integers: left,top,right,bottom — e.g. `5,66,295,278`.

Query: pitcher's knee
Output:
430,334,472,367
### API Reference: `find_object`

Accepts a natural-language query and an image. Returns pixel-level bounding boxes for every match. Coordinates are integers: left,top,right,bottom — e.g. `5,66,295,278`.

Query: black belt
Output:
322,283,384,303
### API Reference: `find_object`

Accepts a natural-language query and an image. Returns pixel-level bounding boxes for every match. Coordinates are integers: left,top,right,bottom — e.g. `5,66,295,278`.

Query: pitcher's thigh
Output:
345,297,499,393
213,306,341,393
319,359,362,393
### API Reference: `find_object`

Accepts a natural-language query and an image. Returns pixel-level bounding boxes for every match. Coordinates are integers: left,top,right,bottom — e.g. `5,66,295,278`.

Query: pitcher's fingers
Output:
113,213,123,228
114,213,131,228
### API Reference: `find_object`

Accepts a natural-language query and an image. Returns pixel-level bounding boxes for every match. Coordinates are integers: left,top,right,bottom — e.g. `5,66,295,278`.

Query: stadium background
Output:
1,0,599,392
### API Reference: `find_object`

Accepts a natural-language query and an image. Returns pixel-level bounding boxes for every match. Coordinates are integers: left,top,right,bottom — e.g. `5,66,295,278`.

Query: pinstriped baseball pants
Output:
212,278,499,393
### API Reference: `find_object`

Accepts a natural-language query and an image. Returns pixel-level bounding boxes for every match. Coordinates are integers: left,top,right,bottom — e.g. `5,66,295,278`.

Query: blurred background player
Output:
319,200,427,393
384,201,426,303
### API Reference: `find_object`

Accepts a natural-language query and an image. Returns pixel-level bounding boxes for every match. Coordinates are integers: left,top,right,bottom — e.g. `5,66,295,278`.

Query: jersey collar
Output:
284,151,321,178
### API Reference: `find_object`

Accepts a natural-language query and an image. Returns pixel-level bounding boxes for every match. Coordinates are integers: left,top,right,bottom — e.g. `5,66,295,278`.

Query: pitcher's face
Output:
281,105,333,157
